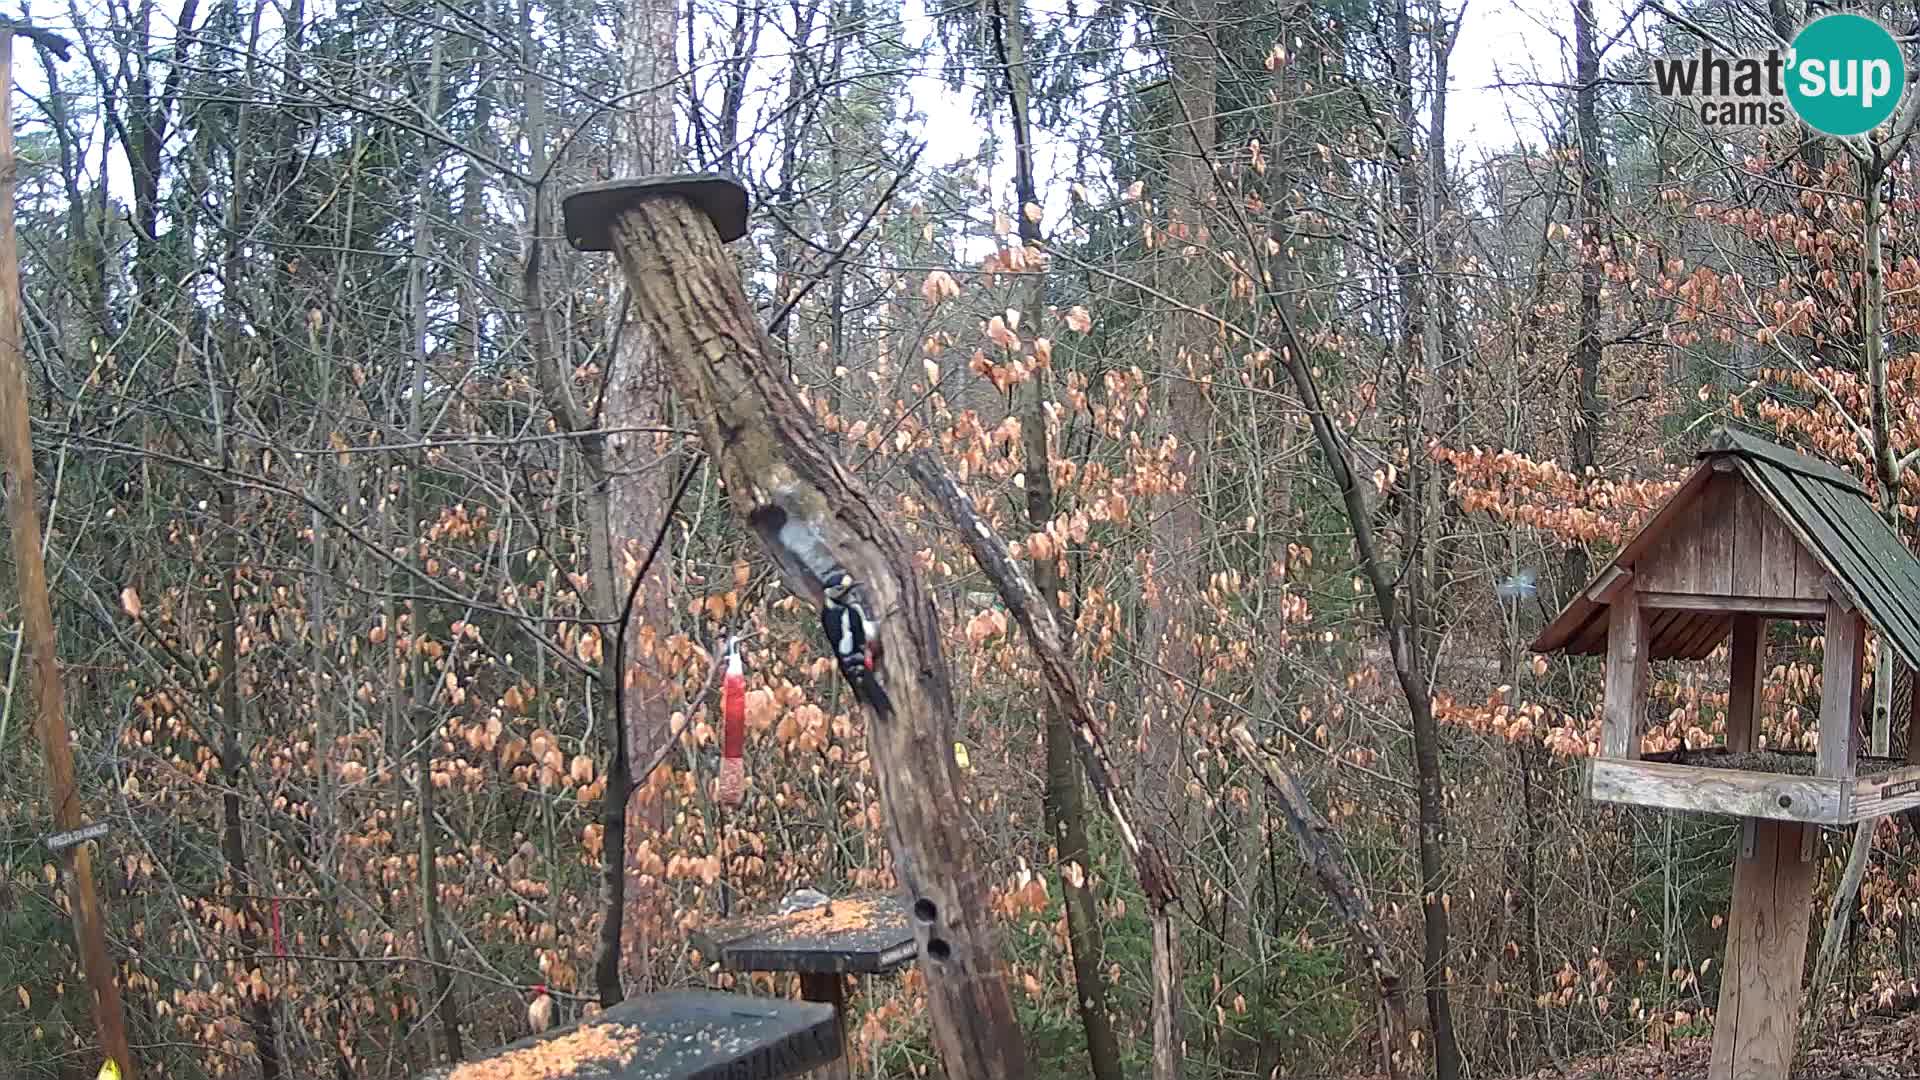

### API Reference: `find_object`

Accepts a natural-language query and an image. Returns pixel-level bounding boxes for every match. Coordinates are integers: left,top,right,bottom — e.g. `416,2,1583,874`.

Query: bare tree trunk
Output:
1805,157,1893,1047
1567,0,1607,595
604,0,685,985
213,11,285,1071
514,0,633,1005
1147,9,1219,1074
988,2,1122,1076
1,28,136,1074
1257,227,1460,1080
1390,0,1461,1073
405,21,462,1061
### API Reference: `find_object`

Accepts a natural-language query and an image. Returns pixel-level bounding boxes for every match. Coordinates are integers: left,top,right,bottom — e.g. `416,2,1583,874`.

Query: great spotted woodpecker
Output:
821,572,890,714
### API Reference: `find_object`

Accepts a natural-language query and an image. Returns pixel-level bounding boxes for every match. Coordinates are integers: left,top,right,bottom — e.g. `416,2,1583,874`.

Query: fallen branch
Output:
904,451,1177,910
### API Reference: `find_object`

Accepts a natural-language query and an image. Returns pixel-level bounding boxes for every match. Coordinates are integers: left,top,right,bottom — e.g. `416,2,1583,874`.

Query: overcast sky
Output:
895,0,1649,240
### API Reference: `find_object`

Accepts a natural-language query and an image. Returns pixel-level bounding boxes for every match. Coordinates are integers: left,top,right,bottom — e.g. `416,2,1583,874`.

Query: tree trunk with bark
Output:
213,15,288,1068
1146,9,1219,1074
1567,0,1607,596
582,185,1031,1080
604,0,686,985
1389,0,1462,1073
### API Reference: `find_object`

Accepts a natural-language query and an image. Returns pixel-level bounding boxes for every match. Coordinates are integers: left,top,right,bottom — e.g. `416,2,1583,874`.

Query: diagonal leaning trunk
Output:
563,176,1029,1080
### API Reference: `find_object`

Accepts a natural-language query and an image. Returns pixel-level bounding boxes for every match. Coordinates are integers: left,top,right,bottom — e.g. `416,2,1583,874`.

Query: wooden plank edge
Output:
1636,592,1825,617
1587,758,1846,825
1843,763,1920,822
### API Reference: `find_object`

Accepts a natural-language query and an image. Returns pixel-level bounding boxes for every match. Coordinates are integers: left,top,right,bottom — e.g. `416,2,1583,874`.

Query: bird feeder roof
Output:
1532,427,1920,671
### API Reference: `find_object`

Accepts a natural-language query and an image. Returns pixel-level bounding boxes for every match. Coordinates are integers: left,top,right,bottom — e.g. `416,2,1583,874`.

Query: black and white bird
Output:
820,572,891,714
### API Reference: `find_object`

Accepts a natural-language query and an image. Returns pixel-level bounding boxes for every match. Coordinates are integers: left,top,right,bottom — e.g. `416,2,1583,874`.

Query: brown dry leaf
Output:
920,270,960,306
120,587,142,620
986,316,1018,351
1064,306,1093,333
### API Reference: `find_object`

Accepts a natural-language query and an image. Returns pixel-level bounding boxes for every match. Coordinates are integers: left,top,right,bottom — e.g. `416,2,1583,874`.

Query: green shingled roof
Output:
1532,427,1920,668
1699,427,1920,672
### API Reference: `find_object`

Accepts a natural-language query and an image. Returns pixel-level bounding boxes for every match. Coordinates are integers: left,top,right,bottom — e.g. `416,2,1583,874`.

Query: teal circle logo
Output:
1786,14,1906,136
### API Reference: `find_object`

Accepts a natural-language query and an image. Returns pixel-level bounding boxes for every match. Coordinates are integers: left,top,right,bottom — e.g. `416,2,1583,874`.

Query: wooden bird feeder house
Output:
1534,427,1920,1078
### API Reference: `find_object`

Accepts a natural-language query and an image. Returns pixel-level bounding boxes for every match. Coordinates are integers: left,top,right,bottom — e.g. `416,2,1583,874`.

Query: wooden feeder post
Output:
1532,429,1920,1080
561,176,1029,1080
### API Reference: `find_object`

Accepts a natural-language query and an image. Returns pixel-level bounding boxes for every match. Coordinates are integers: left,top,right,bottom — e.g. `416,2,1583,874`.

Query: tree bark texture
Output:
597,193,1030,1080
1566,0,1606,596
607,0,685,984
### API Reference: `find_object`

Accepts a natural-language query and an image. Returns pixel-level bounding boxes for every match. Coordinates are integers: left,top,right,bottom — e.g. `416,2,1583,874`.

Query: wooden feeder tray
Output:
419,990,839,1080
690,893,916,976
1587,748,1920,825
689,894,914,1080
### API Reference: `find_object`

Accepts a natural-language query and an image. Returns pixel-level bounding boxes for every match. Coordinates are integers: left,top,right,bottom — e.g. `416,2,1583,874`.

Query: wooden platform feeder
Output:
418,990,840,1080
691,893,916,1080
1533,428,1920,1079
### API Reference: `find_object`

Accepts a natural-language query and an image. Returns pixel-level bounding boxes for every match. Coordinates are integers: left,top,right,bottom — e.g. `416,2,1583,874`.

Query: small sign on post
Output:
46,822,109,853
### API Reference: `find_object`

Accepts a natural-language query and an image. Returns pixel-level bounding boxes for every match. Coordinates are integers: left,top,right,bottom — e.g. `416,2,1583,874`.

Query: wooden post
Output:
1727,616,1765,753
1709,820,1817,1080
1601,579,1649,759
1908,668,1920,767
1871,643,1893,759
563,176,1029,1080
0,25,135,1079
1820,598,1865,778
798,974,850,1080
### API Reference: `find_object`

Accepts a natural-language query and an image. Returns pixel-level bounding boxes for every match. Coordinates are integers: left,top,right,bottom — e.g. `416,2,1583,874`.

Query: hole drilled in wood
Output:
926,937,952,961
912,897,937,923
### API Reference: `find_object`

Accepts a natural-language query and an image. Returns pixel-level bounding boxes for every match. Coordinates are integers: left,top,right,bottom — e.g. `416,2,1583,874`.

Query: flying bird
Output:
1495,568,1538,603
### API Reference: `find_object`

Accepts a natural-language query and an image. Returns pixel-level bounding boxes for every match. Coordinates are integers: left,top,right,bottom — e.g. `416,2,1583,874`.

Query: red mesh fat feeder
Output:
716,645,747,806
